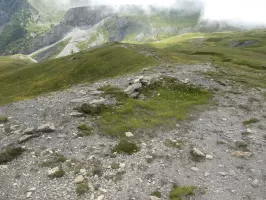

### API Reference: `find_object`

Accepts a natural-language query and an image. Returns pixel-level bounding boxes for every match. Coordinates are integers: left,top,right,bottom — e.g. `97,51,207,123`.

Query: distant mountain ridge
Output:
0,0,239,61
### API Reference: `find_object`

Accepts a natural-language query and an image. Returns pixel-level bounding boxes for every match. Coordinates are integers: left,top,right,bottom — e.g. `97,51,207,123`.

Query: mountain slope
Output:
0,43,157,105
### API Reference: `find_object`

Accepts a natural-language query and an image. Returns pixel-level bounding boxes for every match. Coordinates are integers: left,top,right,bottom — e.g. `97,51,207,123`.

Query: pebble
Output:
251,179,259,187
218,172,228,176
206,154,214,160
75,175,85,184
26,192,32,198
191,167,200,171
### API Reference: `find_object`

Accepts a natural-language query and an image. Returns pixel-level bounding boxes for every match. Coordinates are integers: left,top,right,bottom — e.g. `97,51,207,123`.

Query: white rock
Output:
125,132,134,137
204,172,210,177
124,83,142,94
99,188,108,193
23,127,36,135
70,112,83,117
26,192,32,198
192,148,205,157
150,196,161,200
191,167,200,171
48,167,60,176
206,154,214,160
28,187,36,191
74,175,85,184
80,169,87,175
90,98,106,105
0,165,8,170
119,163,126,168
97,195,105,200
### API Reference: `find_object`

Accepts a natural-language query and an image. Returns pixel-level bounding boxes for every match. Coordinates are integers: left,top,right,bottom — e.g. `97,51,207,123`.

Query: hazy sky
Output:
63,0,266,27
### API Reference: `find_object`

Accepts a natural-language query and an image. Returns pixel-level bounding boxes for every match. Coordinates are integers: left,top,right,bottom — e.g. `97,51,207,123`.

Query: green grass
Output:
99,77,211,136
77,124,93,137
0,43,157,105
0,147,26,164
76,183,89,196
40,153,67,168
112,140,140,155
148,29,266,89
243,118,260,125
0,116,8,123
151,191,162,198
48,167,65,179
169,186,196,200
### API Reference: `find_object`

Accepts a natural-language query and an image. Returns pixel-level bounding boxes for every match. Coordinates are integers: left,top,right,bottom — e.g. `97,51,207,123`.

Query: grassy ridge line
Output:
149,29,266,88
0,43,157,105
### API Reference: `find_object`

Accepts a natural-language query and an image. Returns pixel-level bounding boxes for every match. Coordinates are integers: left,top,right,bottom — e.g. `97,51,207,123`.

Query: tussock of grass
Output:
77,124,93,137
76,183,89,196
48,167,65,179
0,116,8,123
169,186,196,200
235,141,249,152
76,104,110,116
151,191,162,198
112,140,140,155
40,153,67,167
0,147,25,164
99,77,211,136
243,118,259,125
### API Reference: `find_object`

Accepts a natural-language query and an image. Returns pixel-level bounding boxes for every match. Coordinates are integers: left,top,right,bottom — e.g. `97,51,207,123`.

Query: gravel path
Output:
0,64,265,200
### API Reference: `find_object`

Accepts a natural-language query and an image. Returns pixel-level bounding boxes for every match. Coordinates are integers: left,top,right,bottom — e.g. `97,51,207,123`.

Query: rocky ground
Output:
0,64,265,200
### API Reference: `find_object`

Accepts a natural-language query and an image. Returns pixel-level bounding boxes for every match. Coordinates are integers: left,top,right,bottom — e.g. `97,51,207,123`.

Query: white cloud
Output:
57,0,266,27
201,0,266,27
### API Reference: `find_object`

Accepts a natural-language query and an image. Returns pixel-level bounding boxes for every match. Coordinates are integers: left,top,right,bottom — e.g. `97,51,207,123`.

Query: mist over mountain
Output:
0,0,265,60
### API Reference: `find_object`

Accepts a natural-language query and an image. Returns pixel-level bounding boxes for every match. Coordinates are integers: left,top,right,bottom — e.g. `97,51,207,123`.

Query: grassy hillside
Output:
0,55,34,76
149,29,266,88
0,43,157,105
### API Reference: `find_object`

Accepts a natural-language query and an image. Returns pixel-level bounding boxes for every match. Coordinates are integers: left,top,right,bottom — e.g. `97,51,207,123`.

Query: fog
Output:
55,0,266,28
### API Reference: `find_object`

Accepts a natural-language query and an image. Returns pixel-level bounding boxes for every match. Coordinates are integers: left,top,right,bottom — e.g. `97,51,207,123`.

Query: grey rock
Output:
37,123,55,133
70,112,84,117
192,148,205,157
23,127,36,135
191,167,200,171
218,172,228,176
124,83,142,95
251,179,259,187
19,134,39,144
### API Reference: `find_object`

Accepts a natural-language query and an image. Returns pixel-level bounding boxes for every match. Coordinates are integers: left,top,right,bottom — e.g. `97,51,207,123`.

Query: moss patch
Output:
40,153,67,168
0,147,25,164
76,104,110,116
77,124,93,137
243,118,260,125
0,116,8,123
169,186,196,200
151,191,162,198
112,140,140,155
